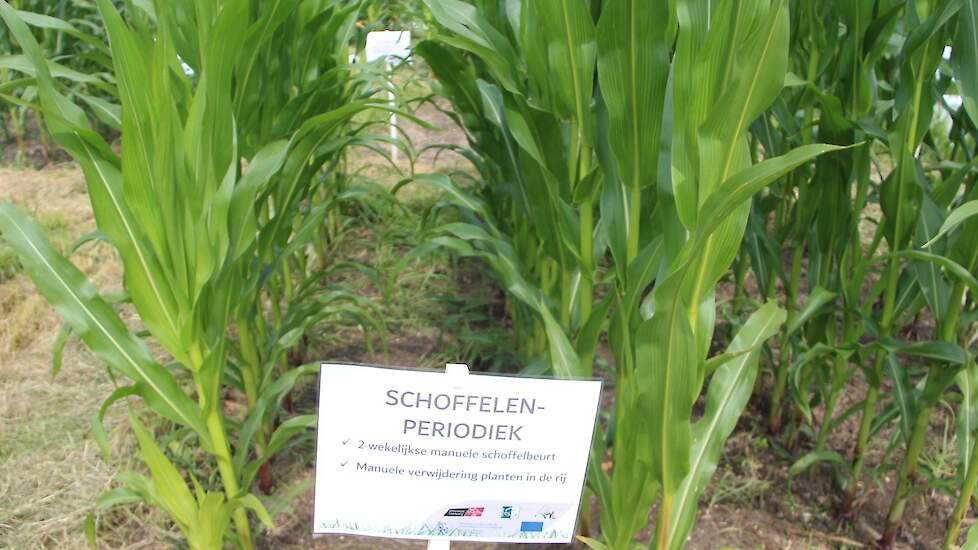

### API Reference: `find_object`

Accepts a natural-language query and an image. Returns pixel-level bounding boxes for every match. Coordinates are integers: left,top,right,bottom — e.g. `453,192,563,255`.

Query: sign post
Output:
312,362,602,545
428,363,470,550
365,30,411,163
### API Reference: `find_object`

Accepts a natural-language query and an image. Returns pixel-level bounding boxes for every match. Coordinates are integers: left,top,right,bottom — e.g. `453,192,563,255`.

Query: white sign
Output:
364,31,411,162
365,30,411,64
313,363,602,543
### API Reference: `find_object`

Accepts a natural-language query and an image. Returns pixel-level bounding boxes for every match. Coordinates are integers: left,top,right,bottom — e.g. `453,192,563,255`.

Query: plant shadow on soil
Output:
0,92,965,550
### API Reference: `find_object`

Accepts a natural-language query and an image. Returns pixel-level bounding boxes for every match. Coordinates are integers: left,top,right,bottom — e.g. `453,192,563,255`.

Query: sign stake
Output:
365,30,410,165
428,363,469,550
389,84,398,163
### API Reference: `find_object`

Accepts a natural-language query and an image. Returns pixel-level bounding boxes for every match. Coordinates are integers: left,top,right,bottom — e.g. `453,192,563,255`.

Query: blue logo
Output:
520,521,544,532
501,506,519,519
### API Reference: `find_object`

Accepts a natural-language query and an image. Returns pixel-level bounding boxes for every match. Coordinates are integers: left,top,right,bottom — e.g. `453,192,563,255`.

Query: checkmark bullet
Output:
340,460,349,467
342,438,351,445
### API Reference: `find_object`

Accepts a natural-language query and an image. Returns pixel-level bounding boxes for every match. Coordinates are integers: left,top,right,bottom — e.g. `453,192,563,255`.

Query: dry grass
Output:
0,166,172,549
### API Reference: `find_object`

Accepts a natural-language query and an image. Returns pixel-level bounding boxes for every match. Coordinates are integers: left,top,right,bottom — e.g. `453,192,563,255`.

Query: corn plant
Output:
933,9,978,549
0,1,379,547
416,1,846,547
892,2,978,545
414,0,606,372
739,0,978,546
0,3,267,545
0,1,114,164
745,1,947,482
867,4,975,544
751,0,886,446
219,0,387,494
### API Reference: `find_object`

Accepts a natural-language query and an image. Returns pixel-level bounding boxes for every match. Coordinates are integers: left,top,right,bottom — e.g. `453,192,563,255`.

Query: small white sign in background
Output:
313,363,602,543
364,31,411,162
365,30,411,64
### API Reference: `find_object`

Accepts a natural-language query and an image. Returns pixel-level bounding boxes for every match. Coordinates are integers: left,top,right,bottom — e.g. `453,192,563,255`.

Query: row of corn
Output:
416,0,978,548
0,1,387,548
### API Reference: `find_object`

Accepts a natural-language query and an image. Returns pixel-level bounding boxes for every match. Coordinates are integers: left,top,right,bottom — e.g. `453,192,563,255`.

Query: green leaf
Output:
92,385,141,461
0,54,103,84
242,415,316,488
509,280,582,378
694,144,853,249
84,512,97,549
0,204,209,443
414,172,492,219
229,139,289,259
0,0,185,363
422,0,521,93
528,0,597,137
882,250,978,296
578,536,611,550
129,412,197,530
184,488,237,550
881,338,970,365
77,93,122,130
235,363,320,471
51,322,72,378
885,352,915,439
957,359,978,484
965,508,978,550
666,301,786,548
575,294,614,374
696,0,791,203
636,274,696,496
232,494,276,530
955,0,978,126
16,9,110,55
913,195,951,318
923,200,978,247
786,286,837,336
95,487,144,510
788,450,848,479
597,0,669,193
